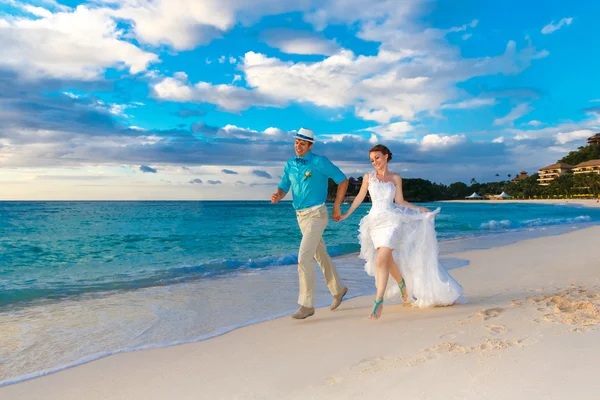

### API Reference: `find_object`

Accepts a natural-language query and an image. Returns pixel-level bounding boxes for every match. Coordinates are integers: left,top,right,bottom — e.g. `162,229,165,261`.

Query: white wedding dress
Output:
358,171,465,307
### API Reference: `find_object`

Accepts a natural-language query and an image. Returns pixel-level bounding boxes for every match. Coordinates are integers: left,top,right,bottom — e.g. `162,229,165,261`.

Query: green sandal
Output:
371,298,384,318
399,279,408,303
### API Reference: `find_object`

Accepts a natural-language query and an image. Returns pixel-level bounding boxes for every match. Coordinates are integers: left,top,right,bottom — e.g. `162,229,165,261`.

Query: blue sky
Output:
1,0,599,200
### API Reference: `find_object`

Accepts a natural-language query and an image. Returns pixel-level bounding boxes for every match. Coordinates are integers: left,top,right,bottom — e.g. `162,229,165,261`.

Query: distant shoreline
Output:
442,198,600,208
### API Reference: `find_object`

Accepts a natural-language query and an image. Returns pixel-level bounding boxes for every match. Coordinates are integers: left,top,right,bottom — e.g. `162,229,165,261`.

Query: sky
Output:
1,0,599,200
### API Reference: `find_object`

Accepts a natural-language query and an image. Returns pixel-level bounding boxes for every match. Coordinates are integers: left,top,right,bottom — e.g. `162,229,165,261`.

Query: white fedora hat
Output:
294,127,315,143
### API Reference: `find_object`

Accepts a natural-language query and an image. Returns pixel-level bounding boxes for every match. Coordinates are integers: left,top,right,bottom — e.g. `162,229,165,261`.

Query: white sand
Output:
2,226,599,400
445,198,600,208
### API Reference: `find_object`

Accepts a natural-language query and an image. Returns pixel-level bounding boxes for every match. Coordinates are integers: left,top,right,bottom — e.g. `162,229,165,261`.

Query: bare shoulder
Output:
362,172,370,185
391,172,403,184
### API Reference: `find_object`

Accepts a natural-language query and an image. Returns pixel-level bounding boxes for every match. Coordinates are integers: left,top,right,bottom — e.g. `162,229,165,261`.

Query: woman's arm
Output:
338,173,370,221
393,174,430,212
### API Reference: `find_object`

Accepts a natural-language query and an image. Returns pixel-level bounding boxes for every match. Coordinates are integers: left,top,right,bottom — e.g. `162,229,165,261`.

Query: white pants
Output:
295,204,345,308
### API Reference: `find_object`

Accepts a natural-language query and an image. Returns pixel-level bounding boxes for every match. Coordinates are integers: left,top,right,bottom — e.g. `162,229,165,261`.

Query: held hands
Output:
332,207,342,222
333,206,350,222
418,206,431,213
337,213,349,222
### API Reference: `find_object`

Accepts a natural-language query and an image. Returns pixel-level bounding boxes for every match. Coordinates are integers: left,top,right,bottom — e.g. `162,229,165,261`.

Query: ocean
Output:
1,200,600,385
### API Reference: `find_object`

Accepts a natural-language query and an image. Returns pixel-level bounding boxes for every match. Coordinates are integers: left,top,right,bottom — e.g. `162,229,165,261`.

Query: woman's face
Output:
369,151,387,169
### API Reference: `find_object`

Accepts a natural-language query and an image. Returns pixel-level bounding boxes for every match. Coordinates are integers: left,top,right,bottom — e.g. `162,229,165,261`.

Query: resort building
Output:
572,159,600,175
511,171,529,182
587,133,600,144
537,163,574,186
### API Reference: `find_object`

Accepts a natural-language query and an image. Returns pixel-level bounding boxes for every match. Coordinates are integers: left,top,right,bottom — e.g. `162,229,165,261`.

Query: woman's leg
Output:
388,257,408,302
370,247,392,319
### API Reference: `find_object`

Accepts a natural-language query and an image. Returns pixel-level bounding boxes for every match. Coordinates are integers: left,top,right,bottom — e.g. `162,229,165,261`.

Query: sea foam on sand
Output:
1,226,599,400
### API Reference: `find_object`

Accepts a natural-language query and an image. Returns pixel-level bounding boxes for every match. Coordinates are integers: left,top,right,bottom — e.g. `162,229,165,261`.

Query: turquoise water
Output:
1,201,600,385
1,201,599,309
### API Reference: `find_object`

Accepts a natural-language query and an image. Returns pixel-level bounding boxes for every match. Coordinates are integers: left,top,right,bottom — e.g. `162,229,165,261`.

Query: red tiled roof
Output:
539,163,574,171
574,159,600,168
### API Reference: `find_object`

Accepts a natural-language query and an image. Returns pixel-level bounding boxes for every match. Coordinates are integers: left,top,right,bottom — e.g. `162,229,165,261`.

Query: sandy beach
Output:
445,198,600,208
2,224,599,399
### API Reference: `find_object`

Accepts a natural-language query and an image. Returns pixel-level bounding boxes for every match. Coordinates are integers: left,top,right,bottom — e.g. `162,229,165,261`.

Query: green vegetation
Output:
328,142,600,202
559,142,600,165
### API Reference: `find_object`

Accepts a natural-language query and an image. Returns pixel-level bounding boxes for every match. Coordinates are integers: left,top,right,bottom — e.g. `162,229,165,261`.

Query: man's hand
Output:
336,213,348,222
418,206,431,213
271,193,281,204
332,207,342,222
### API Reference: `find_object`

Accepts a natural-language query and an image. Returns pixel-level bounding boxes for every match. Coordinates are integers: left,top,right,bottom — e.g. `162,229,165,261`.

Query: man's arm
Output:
272,162,290,204
332,179,348,222
271,188,287,204
316,156,348,222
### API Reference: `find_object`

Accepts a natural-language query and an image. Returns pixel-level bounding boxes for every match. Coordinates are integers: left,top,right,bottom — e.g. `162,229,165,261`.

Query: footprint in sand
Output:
486,325,507,335
477,307,505,320
439,330,465,340
352,356,385,367
326,376,342,386
527,286,600,331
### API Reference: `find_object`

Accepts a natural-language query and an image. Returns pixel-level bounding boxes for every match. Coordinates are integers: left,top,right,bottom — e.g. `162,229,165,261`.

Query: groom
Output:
271,128,349,319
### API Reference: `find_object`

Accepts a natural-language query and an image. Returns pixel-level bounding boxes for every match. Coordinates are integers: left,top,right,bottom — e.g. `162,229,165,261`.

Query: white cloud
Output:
507,115,600,143
303,0,424,31
154,33,547,123
107,103,129,117
420,133,466,149
541,17,573,35
105,0,316,50
152,74,281,112
555,129,595,145
0,6,158,80
461,33,472,40
21,5,53,18
235,35,546,124
63,92,80,99
365,121,413,139
441,98,496,109
444,19,478,34
21,0,537,125
493,103,534,126
37,0,71,12
151,77,195,102
526,120,543,127
492,136,504,143
263,127,286,136
323,133,365,142
261,28,341,55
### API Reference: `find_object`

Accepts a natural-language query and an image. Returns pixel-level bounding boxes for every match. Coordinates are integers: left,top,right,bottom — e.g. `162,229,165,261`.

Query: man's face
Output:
295,138,313,157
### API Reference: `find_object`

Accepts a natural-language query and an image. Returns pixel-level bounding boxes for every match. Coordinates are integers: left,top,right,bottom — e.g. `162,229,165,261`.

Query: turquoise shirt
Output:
278,151,347,210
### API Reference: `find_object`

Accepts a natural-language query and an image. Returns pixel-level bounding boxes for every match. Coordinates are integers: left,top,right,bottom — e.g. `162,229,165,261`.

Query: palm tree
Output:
507,173,512,178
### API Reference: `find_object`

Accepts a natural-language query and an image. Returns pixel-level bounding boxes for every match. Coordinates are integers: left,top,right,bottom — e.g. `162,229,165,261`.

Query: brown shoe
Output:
330,287,348,310
292,306,315,319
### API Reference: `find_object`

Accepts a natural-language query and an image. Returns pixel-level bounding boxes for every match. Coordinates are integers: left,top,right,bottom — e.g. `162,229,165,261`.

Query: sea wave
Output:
480,215,591,230
0,243,360,308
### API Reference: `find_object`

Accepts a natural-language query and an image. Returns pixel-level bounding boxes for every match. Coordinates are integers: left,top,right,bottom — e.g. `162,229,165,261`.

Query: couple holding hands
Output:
271,128,464,320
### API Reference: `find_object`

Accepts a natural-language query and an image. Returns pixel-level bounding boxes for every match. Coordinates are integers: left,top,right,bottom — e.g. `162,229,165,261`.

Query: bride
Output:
339,144,464,319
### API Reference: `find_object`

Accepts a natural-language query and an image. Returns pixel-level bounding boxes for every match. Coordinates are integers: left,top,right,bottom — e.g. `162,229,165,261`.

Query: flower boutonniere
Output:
304,170,313,180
